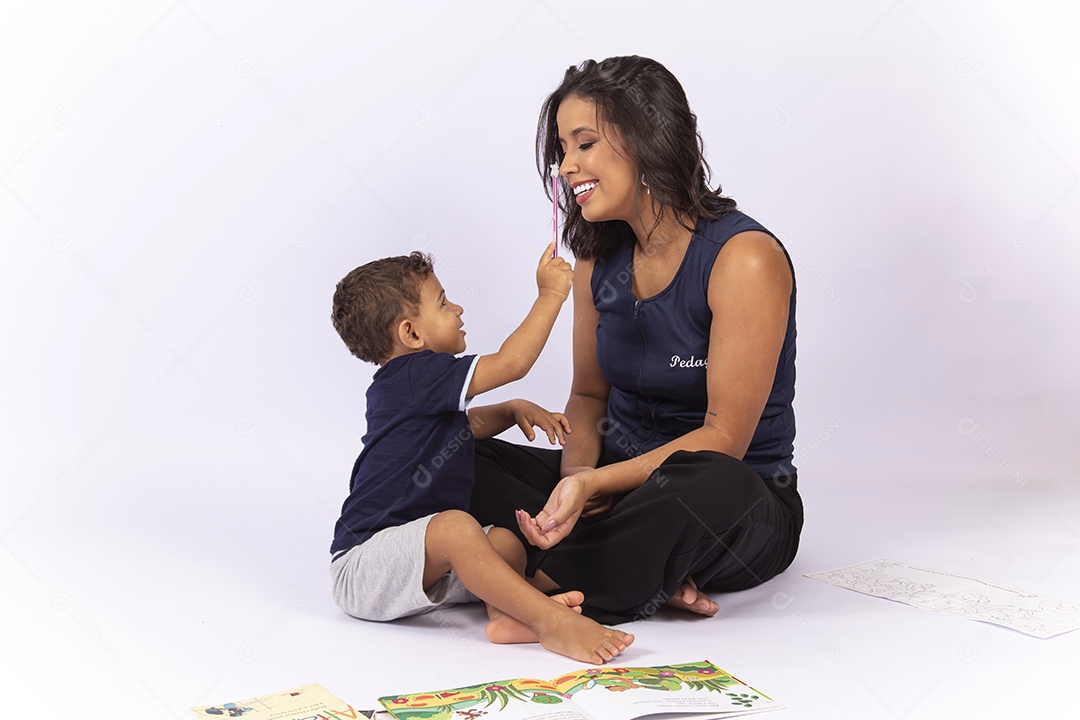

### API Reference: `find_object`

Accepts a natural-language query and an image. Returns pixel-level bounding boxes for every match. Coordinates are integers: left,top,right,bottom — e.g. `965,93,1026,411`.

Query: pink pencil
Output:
550,163,559,257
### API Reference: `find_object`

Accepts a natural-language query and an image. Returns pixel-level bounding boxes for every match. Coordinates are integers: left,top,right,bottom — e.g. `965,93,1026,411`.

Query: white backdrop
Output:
3,1,1079,717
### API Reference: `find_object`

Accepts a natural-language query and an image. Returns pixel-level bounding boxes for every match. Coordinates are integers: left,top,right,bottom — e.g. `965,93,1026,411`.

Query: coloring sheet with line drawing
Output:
806,558,1080,638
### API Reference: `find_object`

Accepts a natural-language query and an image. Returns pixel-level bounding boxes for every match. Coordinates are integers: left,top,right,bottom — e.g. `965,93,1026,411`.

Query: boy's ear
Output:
397,317,425,350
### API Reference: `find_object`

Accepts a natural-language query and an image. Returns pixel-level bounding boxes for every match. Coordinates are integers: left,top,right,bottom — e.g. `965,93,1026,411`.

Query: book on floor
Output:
377,659,782,719
190,682,367,719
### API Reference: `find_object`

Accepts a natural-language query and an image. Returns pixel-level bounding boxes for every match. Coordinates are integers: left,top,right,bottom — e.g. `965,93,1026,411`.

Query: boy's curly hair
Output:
331,252,434,365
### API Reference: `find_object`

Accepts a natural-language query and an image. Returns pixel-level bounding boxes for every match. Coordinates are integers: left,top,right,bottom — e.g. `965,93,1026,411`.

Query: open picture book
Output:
376,659,782,719
190,682,361,719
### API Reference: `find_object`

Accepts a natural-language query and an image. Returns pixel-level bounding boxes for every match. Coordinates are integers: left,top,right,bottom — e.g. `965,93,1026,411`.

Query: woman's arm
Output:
558,258,610,476
519,231,792,547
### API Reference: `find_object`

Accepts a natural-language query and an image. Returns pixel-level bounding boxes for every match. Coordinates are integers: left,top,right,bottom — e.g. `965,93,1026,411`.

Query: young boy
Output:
328,242,633,664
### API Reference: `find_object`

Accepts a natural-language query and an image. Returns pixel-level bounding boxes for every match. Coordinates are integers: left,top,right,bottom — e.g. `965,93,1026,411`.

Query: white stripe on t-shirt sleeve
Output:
459,355,480,411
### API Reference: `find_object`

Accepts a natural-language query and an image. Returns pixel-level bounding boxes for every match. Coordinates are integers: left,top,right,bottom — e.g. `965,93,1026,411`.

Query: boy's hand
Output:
510,399,571,445
536,241,573,300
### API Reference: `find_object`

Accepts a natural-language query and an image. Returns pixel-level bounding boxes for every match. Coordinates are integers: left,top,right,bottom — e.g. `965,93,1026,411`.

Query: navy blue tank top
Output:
590,211,797,479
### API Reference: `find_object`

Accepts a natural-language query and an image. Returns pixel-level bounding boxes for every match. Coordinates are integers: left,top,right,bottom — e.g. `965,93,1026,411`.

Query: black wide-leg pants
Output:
470,438,804,625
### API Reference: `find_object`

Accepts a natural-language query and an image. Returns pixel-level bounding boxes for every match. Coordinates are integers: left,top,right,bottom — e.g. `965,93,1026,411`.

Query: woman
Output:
470,56,803,625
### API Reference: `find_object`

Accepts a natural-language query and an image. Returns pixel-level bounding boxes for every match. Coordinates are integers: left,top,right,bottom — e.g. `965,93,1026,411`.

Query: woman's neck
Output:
628,204,696,256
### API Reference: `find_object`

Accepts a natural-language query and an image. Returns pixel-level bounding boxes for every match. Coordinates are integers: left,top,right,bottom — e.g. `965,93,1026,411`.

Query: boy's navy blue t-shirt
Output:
330,350,479,558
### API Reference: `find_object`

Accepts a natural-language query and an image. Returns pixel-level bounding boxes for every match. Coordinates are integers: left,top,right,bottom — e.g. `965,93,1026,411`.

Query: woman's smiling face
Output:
556,95,643,224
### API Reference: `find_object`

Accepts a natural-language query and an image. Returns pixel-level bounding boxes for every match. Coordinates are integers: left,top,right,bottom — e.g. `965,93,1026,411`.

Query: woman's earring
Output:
641,174,650,196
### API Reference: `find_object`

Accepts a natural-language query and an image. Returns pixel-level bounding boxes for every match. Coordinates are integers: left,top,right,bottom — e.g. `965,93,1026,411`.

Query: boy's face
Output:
410,273,466,355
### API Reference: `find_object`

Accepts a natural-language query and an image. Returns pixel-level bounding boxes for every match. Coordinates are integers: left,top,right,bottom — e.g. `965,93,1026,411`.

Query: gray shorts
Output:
330,513,483,622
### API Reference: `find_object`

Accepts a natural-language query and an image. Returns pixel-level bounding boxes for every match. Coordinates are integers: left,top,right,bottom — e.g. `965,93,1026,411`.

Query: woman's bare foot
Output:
665,577,719,617
486,591,634,664
486,591,584,644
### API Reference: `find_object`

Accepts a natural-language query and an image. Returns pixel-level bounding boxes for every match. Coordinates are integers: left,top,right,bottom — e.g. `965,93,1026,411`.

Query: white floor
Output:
6,455,1078,719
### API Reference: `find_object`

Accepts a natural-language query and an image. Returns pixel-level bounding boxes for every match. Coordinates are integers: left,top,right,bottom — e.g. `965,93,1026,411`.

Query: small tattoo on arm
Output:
707,411,717,417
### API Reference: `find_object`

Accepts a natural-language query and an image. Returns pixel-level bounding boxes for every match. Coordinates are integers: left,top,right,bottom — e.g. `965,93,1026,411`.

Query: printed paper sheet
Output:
807,558,1080,638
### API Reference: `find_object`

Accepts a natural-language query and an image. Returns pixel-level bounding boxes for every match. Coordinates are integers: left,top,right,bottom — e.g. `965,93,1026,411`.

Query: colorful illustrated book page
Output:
378,660,782,720
191,682,360,719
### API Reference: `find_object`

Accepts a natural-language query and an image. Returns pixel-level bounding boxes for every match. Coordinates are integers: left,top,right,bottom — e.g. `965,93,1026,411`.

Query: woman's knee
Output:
651,450,762,498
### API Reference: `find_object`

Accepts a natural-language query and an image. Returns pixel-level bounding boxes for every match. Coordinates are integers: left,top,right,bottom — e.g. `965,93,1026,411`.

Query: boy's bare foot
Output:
533,604,635,665
486,591,634,664
486,591,584,644
665,577,719,617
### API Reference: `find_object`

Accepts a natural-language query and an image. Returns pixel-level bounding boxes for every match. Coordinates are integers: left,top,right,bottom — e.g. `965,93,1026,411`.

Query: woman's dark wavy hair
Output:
536,56,736,261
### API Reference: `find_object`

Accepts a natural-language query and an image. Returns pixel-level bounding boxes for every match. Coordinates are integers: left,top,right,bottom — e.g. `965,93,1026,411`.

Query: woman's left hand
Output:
516,471,592,549
581,493,613,517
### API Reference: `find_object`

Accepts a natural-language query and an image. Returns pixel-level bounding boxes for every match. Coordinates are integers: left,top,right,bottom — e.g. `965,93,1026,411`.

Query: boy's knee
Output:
428,509,482,540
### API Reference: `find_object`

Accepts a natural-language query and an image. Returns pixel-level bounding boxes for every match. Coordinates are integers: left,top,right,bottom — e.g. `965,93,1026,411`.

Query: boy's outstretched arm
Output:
468,399,571,443
466,242,572,398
